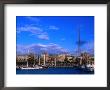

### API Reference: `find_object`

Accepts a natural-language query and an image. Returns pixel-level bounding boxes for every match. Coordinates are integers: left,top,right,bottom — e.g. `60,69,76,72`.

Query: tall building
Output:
57,54,66,62
41,52,49,65
16,55,28,62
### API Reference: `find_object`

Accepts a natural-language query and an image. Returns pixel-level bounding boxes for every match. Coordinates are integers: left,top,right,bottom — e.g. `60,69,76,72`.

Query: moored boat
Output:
21,65,43,70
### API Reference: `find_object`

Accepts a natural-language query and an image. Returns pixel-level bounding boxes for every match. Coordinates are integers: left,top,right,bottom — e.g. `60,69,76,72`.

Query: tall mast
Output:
43,54,46,66
38,55,40,65
78,26,81,56
54,57,57,67
33,51,35,66
27,49,29,67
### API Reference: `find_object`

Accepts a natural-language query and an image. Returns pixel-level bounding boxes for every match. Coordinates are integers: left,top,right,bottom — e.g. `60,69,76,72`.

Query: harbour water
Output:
16,67,94,74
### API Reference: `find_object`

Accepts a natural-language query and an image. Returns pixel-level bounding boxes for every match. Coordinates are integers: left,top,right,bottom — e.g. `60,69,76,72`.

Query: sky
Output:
16,16,94,55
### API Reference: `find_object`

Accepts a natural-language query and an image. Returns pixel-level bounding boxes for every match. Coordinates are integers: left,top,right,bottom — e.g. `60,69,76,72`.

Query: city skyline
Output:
16,16,94,55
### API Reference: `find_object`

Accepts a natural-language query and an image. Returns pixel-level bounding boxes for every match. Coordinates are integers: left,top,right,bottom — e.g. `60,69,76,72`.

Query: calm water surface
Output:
16,67,94,74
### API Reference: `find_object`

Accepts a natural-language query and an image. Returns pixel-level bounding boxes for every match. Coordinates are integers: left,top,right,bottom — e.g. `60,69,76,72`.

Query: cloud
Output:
81,41,94,55
25,17,60,31
48,25,59,30
16,45,28,55
82,41,94,50
26,16,40,22
17,25,49,40
17,43,69,55
17,26,42,34
38,34,49,40
17,16,60,41
61,38,65,41
70,41,94,56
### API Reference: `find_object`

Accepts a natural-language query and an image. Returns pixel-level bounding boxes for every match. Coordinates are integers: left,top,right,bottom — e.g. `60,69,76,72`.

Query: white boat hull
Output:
21,66,43,70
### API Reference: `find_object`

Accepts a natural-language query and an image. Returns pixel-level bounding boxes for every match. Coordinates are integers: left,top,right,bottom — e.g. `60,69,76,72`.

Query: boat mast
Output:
33,52,35,66
54,57,57,67
43,54,46,66
38,55,40,65
27,49,29,67
77,26,81,56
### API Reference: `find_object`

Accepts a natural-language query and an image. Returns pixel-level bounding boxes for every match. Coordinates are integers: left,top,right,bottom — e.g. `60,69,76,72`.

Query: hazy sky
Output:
16,16,94,55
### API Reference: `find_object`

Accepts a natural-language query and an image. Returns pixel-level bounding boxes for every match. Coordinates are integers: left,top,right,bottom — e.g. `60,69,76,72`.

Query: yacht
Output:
86,64,94,72
18,65,43,70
